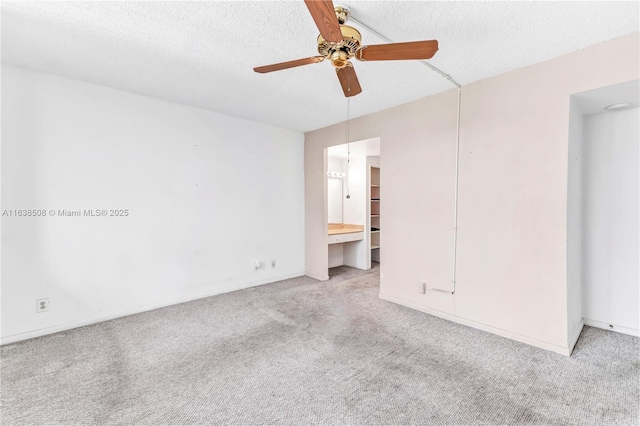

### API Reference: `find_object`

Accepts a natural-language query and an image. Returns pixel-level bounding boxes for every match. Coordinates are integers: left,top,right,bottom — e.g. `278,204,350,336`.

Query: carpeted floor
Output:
1,264,639,425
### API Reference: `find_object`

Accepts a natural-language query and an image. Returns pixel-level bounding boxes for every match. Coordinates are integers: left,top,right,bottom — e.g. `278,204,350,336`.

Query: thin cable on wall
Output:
426,87,461,295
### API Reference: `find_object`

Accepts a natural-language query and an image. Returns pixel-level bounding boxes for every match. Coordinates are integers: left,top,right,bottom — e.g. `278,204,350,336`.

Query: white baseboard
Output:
1,271,305,346
584,318,640,337
305,271,329,281
379,293,573,356
568,319,585,354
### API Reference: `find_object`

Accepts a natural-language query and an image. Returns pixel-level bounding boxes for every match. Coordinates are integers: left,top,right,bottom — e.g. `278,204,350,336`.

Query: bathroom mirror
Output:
327,178,343,224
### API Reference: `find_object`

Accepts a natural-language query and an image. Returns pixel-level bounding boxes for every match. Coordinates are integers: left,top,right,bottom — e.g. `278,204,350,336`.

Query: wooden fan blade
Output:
356,40,439,61
254,56,324,73
304,0,343,44
336,64,362,98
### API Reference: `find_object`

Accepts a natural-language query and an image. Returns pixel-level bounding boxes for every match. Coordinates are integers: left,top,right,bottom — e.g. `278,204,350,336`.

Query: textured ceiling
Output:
1,1,638,132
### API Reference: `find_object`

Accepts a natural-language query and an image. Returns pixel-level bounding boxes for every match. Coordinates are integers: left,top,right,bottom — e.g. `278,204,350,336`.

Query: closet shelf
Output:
371,245,380,250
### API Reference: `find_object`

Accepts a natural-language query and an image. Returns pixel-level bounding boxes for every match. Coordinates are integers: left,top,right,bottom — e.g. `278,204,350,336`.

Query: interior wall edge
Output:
566,97,585,342
305,272,329,281
568,319,585,355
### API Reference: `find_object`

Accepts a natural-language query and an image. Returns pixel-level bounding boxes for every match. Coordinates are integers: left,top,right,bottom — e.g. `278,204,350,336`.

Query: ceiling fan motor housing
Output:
317,25,362,69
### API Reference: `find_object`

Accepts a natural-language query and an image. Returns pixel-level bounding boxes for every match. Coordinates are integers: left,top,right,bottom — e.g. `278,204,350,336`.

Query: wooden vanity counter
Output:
328,224,365,235
328,224,365,266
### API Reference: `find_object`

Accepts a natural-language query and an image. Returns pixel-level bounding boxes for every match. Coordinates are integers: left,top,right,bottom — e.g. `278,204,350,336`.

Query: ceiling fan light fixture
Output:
331,50,349,68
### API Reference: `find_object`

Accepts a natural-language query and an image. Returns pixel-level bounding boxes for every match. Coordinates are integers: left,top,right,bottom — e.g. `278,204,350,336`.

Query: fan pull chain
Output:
345,80,351,199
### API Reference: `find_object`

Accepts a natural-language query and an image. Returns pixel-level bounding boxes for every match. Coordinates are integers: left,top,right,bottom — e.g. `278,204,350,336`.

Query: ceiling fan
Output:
253,0,439,98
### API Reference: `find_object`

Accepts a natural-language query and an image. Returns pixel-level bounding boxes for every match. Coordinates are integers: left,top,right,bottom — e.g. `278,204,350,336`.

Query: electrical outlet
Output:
271,260,276,268
253,261,262,271
417,282,426,294
36,298,50,313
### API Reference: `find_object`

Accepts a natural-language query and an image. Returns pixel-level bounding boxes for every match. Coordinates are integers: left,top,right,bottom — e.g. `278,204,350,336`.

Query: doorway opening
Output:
568,79,639,339
325,137,380,280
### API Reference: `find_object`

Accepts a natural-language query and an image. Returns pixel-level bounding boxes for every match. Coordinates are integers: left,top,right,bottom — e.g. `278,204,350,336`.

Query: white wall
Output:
342,156,367,270
343,155,366,226
327,154,345,268
1,65,305,343
582,107,639,335
327,155,345,224
327,156,345,175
